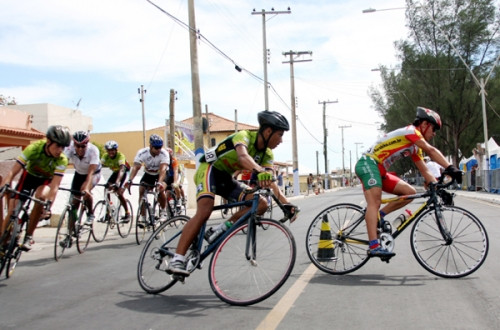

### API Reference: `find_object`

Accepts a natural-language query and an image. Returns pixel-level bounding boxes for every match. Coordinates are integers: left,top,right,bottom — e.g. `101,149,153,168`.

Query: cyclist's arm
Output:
235,145,265,173
127,162,142,183
1,162,23,187
81,164,98,194
415,159,437,185
46,175,64,205
157,163,168,191
115,164,127,185
415,139,451,169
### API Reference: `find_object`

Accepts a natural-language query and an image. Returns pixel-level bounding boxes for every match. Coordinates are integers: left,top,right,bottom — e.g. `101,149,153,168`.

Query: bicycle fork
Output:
434,207,453,244
245,217,258,266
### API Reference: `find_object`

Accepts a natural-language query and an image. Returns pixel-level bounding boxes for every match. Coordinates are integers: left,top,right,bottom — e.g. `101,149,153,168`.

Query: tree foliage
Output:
0,94,17,106
369,0,500,174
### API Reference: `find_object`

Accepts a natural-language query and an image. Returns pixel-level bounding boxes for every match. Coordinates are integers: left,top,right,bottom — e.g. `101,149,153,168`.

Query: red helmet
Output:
416,107,442,130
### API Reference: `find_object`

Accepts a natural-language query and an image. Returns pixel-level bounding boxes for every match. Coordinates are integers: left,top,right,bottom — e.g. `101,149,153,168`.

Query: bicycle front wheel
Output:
306,203,369,275
0,219,20,277
137,215,190,294
54,208,71,261
209,218,296,306
117,199,134,238
92,200,109,242
76,207,92,254
411,205,489,278
135,200,148,245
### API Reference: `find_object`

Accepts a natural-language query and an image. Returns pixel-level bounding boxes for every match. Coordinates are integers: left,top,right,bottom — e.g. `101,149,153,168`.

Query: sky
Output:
0,0,409,175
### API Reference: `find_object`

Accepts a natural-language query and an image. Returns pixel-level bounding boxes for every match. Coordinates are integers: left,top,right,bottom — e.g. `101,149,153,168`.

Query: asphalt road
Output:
1,187,499,330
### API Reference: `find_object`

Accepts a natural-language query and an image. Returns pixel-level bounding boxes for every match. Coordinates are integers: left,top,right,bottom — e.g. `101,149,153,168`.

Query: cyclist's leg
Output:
379,173,414,215
168,162,214,276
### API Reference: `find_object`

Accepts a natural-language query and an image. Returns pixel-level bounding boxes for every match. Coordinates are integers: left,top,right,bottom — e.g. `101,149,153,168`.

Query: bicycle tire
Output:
0,218,19,276
137,215,190,294
54,208,71,261
117,199,134,238
76,207,92,254
5,246,22,279
411,205,489,278
92,200,109,242
306,203,370,275
209,218,296,306
135,199,148,245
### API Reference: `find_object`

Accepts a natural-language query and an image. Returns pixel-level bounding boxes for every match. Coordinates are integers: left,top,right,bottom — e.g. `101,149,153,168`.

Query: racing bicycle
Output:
92,184,134,242
0,185,49,278
137,186,299,305
306,177,489,278
54,187,93,261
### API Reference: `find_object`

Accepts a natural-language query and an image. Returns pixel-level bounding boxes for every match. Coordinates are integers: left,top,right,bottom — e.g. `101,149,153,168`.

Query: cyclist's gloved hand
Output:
281,204,300,223
444,165,463,184
257,172,272,181
172,183,179,189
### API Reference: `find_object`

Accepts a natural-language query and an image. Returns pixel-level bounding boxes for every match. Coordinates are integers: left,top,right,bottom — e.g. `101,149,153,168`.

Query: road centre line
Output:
256,263,318,330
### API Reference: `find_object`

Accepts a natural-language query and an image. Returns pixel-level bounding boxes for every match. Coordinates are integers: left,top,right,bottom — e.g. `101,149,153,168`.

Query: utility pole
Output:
339,125,351,187
355,142,363,162
188,0,203,165
252,8,291,110
318,99,338,189
138,85,146,148
283,50,312,196
234,109,238,132
168,89,176,151
316,151,319,176
205,105,211,147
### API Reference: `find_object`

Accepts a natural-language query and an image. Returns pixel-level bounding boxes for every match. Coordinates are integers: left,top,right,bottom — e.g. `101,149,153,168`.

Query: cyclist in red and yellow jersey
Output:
355,107,462,258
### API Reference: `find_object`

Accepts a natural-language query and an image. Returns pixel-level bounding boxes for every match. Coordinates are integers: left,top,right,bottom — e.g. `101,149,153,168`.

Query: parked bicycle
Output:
54,187,93,261
132,182,162,245
137,185,299,306
306,176,489,278
92,184,134,242
0,185,49,278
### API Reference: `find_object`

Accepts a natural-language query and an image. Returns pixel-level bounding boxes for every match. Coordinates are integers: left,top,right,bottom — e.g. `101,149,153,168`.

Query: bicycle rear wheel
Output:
117,199,133,238
306,203,369,275
54,208,71,261
76,207,92,254
411,205,489,278
137,215,190,294
92,200,109,242
209,218,296,306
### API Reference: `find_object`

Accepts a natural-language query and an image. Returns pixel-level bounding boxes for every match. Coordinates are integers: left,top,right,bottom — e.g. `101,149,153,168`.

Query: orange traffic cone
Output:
317,214,335,261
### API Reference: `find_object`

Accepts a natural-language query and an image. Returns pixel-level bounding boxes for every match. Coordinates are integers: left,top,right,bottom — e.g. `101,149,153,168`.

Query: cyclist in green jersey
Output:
0,125,71,251
101,140,131,222
168,110,299,276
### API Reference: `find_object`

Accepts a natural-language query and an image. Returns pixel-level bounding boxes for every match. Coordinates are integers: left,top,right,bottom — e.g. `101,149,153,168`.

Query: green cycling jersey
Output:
203,130,274,174
17,140,68,179
101,151,129,172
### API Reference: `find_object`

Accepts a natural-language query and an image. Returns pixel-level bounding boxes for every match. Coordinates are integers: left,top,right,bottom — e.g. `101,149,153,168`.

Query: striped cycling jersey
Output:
364,125,424,170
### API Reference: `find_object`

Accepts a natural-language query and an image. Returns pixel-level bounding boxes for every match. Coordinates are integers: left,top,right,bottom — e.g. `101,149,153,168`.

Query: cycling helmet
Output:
73,130,90,144
258,110,290,131
149,134,163,148
415,107,441,130
46,125,71,147
105,140,118,150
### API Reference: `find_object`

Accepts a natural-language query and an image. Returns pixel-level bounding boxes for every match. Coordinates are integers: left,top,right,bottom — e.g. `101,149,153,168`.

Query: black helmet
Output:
46,125,71,147
73,130,90,144
415,107,442,130
257,110,290,131
149,134,163,148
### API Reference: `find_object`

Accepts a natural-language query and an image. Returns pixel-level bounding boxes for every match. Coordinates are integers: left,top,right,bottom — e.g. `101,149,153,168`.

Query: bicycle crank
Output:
379,233,395,252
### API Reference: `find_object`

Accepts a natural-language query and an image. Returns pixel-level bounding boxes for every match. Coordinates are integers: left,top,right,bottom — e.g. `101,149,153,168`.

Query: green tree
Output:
0,94,17,106
370,0,500,172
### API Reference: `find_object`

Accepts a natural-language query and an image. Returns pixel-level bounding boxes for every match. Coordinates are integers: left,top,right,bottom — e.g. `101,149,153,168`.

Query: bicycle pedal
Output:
172,274,186,283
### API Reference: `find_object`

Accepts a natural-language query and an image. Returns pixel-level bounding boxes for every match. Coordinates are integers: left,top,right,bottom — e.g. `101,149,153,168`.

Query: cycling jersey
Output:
64,142,102,175
101,151,129,172
364,125,424,170
202,130,274,174
17,140,68,179
133,147,169,175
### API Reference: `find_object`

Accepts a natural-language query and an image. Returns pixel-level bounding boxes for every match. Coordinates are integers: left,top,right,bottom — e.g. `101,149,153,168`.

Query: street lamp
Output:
362,7,405,13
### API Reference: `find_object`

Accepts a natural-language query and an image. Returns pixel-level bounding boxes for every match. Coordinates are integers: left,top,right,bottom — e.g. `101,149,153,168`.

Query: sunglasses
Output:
152,146,162,150
75,143,87,149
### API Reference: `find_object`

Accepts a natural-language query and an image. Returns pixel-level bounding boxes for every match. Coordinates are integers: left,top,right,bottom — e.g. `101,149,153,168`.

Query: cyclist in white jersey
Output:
123,134,170,223
64,131,102,226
